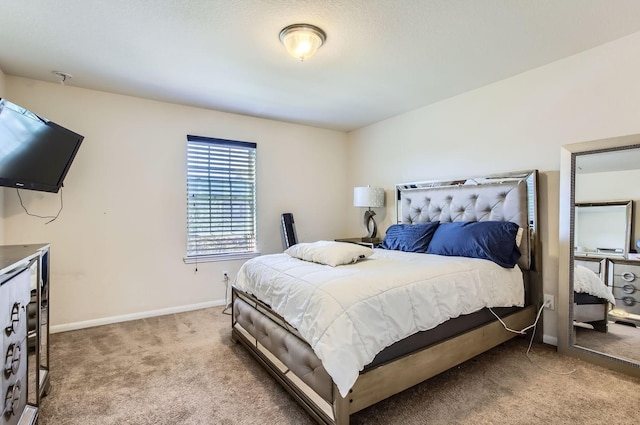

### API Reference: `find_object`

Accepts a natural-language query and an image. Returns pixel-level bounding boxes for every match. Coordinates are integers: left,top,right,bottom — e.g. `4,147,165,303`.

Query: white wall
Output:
347,31,640,343
4,76,348,329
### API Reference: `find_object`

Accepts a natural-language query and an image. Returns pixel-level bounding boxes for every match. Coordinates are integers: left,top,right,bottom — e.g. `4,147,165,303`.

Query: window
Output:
186,135,257,260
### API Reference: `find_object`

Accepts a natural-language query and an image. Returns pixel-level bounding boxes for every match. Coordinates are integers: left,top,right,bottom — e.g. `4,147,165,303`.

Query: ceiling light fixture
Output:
279,24,326,61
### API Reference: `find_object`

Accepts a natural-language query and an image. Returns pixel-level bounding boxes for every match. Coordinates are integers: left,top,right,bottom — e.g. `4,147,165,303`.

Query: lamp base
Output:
363,209,378,239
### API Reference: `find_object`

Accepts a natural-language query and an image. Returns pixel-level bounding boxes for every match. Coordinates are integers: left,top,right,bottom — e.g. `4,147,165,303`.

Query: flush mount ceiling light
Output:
279,24,326,61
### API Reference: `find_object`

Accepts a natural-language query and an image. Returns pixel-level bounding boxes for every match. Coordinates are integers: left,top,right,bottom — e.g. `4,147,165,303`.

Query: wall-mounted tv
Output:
0,99,84,193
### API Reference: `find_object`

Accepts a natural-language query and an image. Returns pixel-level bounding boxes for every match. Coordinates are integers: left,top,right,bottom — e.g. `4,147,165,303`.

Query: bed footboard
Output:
232,290,342,424
574,302,608,332
233,295,334,402
232,287,536,425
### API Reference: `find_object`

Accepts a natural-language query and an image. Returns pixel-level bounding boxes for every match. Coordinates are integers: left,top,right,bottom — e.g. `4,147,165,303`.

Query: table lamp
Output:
354,186,385,241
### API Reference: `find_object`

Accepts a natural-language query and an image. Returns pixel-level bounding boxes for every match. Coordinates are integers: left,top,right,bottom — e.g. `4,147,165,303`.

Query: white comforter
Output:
574,264,616,305
234,249,524,397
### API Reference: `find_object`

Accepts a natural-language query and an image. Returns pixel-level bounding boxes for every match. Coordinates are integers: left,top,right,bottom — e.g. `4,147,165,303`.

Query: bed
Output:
231,170,541,425
573,257,615,332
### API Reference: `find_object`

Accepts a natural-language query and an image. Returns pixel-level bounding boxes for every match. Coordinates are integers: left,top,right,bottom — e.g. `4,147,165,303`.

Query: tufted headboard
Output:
396,171,538,271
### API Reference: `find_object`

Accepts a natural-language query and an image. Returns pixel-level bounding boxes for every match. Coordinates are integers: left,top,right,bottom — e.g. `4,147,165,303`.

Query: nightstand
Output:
335,237,381,248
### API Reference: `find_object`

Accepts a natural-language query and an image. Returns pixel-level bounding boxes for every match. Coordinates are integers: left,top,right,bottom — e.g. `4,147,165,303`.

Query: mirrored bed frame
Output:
231,170,542,424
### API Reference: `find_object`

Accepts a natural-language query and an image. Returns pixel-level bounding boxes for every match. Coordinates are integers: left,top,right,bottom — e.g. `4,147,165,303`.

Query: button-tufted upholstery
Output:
400,180,530,269
234,297,333,402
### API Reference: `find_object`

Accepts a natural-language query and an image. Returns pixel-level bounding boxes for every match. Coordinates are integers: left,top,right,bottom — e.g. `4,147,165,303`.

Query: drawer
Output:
613,285,640,299
1,300,28,351
611,262,640,279
1,338,27,425
612,281,639,294
611,262,640,288
0,268,31,347
612,291,640,315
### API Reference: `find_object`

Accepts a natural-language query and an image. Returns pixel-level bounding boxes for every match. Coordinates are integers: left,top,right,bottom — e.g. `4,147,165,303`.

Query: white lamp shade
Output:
354,187,385,208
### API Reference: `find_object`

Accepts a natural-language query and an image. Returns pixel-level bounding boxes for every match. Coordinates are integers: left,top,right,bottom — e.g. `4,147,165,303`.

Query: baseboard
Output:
50,299,227,334
52,302,563,347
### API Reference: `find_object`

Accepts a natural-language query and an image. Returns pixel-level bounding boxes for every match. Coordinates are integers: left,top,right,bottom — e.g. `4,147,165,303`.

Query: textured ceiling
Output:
2,1,640,131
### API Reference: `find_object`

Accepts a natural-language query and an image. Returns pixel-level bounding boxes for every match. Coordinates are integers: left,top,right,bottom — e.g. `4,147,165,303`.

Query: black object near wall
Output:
281,213,298,250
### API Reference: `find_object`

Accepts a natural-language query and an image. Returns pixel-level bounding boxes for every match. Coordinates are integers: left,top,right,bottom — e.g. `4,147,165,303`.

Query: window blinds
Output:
186,135,257,257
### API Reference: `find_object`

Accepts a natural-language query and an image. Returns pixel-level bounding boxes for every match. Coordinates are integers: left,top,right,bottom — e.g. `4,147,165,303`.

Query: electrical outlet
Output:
543,294,555,310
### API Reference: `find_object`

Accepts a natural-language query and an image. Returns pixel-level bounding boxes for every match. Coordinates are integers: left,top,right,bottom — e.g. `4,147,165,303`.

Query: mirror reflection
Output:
575,202,631,257
572,147,640,364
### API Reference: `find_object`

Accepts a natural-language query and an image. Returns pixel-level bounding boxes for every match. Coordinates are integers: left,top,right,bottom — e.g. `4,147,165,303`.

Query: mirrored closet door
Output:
559,135,640,377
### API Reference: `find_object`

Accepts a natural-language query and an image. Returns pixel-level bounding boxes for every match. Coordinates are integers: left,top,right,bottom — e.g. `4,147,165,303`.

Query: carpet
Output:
38,306,640,424
574,321,640,364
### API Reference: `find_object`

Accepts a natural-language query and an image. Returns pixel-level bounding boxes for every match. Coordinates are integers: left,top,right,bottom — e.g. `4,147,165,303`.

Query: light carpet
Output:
38,306,640,424
574,321,640,363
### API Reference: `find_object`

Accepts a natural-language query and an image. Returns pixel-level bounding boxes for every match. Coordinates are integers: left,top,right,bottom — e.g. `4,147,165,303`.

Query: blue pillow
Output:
380,222,440,253
426,221,521,268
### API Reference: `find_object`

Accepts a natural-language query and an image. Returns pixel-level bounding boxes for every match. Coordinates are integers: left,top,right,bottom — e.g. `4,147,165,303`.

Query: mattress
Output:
366,305,520,369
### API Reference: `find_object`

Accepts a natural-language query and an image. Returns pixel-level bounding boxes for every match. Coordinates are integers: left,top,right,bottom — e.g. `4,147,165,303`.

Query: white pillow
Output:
285,241,373,267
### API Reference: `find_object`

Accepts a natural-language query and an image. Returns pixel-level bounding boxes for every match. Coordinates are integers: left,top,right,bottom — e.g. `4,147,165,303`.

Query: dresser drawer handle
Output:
4,303,21,336
622,284,637,294
622,296,637,307
3,380,21,418
3,343,21,377
621,271,636,282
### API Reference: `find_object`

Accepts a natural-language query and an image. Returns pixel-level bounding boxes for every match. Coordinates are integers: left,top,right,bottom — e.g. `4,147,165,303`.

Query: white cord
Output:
489,305,576,375
489,303,544,335
222,273,232,315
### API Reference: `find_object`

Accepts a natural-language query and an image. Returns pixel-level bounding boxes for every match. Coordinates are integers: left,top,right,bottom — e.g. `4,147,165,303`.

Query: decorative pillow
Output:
426,221,521,268
285,241,373,267
380,222,440,253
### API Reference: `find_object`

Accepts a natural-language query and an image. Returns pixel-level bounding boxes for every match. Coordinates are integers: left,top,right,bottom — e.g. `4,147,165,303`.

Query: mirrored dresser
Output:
607,259,640,325
0,244,50,425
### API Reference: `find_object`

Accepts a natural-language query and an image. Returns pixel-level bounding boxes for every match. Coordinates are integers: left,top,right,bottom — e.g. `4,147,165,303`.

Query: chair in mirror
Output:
559,134,640,378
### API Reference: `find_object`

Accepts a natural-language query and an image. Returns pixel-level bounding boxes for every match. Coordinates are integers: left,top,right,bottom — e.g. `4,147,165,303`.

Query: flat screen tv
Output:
0,98,84,193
